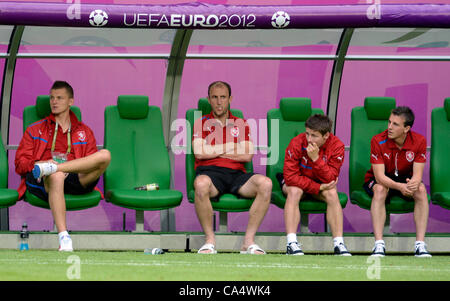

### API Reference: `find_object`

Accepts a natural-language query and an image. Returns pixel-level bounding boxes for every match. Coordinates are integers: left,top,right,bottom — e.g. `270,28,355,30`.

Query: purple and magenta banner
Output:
0,2,450,29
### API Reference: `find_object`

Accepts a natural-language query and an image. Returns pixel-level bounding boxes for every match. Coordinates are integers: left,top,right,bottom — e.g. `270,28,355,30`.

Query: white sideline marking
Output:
0,258,448,273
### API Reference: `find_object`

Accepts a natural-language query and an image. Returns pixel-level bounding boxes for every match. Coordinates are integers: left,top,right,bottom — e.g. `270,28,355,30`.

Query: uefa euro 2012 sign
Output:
0,2,450,29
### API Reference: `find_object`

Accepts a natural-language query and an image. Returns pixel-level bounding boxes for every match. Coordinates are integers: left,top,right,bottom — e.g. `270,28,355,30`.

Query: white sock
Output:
375,240,385,246
287,233,297,245
415,240,425,246
35,162,58,177
43,162,58,175
58,231,69,240
333,236,344,247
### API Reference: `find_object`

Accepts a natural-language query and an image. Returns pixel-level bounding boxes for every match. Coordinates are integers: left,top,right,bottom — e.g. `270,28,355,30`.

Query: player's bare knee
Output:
44,172,65,193
418,183,427,194
98,149,111,167
373,184,388,198
194,176,212,196
256,176,272,196
322,188,339,203
286,186,303,201
46,171,65,183
414,183,428,203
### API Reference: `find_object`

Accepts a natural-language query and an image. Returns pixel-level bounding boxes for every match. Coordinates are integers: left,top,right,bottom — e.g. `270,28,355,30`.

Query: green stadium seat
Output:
349,97,430,218
430,98,450,210
22,95,101,211
185,98,254,232
266,97,348,232
0,134,18,209
104,95,182,231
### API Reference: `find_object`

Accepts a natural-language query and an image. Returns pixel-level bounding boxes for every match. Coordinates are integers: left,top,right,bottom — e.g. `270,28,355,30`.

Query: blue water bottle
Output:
19,222,29,251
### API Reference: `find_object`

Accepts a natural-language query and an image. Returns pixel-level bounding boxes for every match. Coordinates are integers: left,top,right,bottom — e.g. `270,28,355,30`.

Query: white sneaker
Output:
415,243,431,258
59,234,73,252
334,243,352,256
371,243,386,257
286,241,304,256
32,162,57,179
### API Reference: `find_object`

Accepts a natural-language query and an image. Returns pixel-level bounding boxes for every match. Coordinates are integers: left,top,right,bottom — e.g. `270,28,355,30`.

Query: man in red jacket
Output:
364,106,431,257
277,114,351,256
15,81,111,252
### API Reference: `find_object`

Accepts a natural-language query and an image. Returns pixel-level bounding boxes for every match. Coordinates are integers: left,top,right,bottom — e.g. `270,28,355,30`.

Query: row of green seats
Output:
0,96,448,232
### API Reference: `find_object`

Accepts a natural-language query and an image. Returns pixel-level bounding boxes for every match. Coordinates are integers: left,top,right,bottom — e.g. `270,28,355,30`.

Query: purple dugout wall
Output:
2,0,449,233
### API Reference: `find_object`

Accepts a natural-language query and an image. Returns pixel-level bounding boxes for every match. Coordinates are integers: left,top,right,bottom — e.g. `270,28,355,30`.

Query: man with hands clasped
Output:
363,106,431,257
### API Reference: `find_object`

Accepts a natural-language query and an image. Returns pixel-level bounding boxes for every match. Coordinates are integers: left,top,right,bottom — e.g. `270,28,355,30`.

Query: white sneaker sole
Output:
59,248,73,252
415,254,432,258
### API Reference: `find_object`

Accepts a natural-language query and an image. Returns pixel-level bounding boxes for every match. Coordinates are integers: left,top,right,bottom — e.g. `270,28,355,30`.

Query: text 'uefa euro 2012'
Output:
123,13,257,28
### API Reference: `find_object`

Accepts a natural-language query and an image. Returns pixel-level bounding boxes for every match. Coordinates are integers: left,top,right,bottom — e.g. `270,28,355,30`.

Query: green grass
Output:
0,250,448,281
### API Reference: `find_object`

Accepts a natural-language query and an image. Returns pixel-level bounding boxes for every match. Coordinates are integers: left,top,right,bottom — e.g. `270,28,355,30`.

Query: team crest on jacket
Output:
77,131,86,141
406,151,414,162
230,126,239,138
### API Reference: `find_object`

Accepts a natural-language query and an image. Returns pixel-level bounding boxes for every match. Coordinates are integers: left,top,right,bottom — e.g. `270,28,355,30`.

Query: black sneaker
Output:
415,243,432,258
276,173,285,190
286,241,304,256
371,243,386,257
334,243,352,256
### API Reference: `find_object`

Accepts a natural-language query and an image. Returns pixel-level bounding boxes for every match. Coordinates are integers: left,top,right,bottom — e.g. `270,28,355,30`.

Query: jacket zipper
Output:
394,152,399,176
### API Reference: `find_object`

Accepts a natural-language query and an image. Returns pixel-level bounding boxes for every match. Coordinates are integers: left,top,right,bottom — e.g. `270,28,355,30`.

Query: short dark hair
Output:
51,81,74,99
391,106,415,128
208,81,231,97
305,114,333,135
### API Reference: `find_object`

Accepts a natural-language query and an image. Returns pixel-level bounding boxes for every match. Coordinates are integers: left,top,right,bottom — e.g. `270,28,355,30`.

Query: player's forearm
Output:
15,159,34,176
193,147,222,160
219,141,254,162
220,153,253,162
311,160,339,183
193,140,239,160
374,174,403,191
15,137,35,176
411,163,425,185
223,141,253,155
193,139,222,159
284,174,321,195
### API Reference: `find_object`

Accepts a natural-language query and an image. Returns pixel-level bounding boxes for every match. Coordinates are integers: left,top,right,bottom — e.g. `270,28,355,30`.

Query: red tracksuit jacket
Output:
283,133,345,195
15,111,98,200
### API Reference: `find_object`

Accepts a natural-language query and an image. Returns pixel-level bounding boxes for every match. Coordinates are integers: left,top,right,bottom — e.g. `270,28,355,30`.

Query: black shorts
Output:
195,166,254,201
363,174,411,203
25,172,99,202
